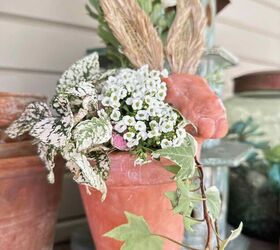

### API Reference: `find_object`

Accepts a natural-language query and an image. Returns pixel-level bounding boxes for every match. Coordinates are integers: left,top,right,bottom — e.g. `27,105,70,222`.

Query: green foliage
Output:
220,222,243,250
86,0,132,68
205,186,222,220
227,117,269,150
264,145,280,164
166,179,202,231
104,212,163,250
156,135,197,179
73,117,112,152
86,0,175,67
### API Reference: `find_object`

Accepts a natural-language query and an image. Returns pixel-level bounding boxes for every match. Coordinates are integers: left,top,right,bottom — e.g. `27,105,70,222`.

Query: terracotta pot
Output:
0,92,46,128
0,156,63,250
80,74,228,250
80,152,183,250
0,141,37,159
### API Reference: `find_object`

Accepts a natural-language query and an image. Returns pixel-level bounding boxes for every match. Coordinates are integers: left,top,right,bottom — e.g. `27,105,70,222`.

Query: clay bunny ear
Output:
166,0,206,74
99,0,164,70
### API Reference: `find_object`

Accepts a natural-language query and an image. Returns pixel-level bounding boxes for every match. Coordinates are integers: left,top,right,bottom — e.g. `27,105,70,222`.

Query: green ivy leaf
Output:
156,136,196,179
104,212,163,250
164,165,180,175
205,186,221,220
166,180,201,232
173,180,202,215
183,217,200,232
221,222,243,250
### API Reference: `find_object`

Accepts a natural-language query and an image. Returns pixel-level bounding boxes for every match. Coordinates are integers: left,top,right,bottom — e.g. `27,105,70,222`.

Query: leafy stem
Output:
152,234,200,250
195,156,213,250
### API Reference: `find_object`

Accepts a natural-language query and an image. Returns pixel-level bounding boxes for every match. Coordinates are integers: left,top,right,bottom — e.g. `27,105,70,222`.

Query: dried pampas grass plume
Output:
166,0,206,74
100,0,164,70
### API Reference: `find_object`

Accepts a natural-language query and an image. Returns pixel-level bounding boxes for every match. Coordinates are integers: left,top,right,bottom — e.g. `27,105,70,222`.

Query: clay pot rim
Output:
234,70,280,93
0,91,47,100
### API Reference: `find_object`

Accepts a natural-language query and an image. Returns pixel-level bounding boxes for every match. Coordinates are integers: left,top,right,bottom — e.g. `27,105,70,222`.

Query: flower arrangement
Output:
6,0,242,249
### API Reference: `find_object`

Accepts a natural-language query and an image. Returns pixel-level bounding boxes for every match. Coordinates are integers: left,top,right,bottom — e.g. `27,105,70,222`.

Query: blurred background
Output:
0,0,279,250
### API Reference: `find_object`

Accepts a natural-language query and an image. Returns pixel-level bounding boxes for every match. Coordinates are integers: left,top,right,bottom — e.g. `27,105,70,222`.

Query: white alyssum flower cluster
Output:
99,65,187,149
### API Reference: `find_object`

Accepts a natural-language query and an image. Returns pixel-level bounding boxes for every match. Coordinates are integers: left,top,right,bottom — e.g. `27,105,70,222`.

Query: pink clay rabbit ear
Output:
99,0,164,70
166,0,206,75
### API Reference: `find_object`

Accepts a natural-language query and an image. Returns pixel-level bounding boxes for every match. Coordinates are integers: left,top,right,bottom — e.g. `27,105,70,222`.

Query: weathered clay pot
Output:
0,156,63,250
80,152,182,250
0,92,46,128
80,74,228,250
0,141,37,159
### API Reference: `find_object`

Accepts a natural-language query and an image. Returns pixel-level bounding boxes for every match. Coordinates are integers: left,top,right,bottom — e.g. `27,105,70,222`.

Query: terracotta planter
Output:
80,152,183,250
80,74,228,249
0,91,46,129
0,141,37,159
0,156,63,250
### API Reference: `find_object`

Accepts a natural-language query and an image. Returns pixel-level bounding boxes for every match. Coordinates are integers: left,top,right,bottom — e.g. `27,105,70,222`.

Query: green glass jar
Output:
225,71,280,242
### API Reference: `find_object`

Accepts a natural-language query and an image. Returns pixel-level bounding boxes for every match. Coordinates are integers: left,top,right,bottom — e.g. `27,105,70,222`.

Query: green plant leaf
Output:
205,186,221,220
173,180,202,215
5,102,52,138
156,136,196,179
183,216,200,232
63,146,107,200
73,116,112,152
164,165,181,175
88,0,101,14
265,145,280,163
137,0,153,14
104,212,163,250
221,222,243,250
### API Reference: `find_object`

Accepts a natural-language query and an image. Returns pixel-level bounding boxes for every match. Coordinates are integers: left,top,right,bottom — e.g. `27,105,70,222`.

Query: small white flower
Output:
149,70,160,78
134,157,151,166
114,121,127,133
152,152,160,159
135,121,146,131
161,121,174,133
123,132,135,142
110,93,119,102
127,138,139,148
161,139,173,148
136,110,149,121
132,99,143,110
148,129,161,138
118,88,128,99
147,106,157,116
173,137,184,147
176,127,187,138
170,112,178,122
138,131,148,140
110,109,121,121
125,83,135,93
122,115,136,126
144,96,153,105
107,76,117,84
101,96,110,107
156,90,167,101
161,69,169,78
149,120,158,130
126,97,133,105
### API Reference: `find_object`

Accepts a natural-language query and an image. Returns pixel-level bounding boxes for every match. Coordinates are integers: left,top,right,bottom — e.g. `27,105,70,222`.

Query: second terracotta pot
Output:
0,156,63,250
80,152,183,250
